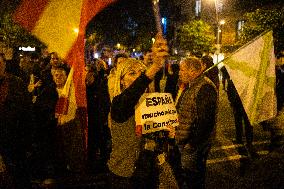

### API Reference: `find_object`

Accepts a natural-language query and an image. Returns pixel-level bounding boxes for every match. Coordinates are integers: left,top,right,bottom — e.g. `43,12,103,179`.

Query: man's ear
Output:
194,69,203,79
200,62,206,72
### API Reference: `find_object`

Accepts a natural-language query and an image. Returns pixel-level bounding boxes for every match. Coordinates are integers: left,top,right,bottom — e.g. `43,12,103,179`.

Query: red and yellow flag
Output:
13,0,117,147
13,0,116,107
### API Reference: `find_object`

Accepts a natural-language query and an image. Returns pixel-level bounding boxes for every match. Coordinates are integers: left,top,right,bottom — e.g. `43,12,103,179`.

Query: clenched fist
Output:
145,33,169,80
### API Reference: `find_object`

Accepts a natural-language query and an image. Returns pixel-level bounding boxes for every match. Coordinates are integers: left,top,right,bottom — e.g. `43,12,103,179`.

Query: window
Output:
195,0,201,17
237,20,245,39
162,17,167,35
215,0,224,13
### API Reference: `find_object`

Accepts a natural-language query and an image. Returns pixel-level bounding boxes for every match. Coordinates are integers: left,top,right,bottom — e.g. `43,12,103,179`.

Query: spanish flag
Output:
13,0,117,147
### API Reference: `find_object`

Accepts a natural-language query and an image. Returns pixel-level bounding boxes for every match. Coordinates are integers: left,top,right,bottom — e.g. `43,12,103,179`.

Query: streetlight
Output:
73,28,79,34
212,0,224,64
152,0,162,34
216,19,225,53
215,20,225,65
117,43,121,49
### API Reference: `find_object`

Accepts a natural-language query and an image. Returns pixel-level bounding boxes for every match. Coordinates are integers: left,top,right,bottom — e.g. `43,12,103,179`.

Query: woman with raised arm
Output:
107,34,169,189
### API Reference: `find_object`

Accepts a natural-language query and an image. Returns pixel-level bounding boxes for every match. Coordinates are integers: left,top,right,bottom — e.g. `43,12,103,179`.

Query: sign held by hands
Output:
135,93,179,134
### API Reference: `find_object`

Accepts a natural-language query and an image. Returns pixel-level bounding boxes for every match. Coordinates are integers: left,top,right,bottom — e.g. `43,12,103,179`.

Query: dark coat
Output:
175,77,218,149
0,74,33,155
276,66,284,111
0,74,33,188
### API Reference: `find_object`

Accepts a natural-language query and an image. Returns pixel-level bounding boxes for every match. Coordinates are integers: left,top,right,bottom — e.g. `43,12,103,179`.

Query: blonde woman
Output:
107,34,169,188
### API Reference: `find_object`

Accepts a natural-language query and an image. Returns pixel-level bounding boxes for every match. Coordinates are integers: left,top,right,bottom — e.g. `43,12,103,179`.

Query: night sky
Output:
87,0,158,46
88,0,155,31
1,0,283,47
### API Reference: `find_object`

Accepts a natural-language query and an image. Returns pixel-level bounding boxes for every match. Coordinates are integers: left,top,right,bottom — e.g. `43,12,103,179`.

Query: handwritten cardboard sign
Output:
135,93,179,134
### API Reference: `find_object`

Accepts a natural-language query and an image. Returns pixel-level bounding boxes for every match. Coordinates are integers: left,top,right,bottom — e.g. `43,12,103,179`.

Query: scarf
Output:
111,58,146,101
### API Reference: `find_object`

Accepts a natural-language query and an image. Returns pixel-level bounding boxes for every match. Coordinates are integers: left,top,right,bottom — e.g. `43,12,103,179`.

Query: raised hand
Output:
145,33,169,80
152,33,169,67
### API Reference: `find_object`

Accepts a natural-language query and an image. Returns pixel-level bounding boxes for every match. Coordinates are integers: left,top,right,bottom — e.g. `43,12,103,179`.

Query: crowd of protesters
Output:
0,34,283,189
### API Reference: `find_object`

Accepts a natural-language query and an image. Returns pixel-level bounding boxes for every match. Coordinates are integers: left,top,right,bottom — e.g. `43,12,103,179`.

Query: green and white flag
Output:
223,31,277,125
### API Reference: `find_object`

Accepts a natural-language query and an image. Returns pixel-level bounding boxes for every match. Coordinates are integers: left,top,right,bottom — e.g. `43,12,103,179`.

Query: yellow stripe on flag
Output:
32,0,84,58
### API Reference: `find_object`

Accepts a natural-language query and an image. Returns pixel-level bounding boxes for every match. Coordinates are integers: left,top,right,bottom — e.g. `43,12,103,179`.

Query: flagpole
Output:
152,0,163,34
152,0,168,92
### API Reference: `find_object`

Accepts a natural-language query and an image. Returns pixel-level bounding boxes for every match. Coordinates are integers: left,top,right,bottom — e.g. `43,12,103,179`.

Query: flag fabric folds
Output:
223,31,277,125
55,68,77,125
13,0,117,147
13,0,116,107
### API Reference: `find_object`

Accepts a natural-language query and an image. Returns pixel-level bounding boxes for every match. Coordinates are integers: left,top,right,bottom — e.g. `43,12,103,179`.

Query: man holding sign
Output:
175,57,218,189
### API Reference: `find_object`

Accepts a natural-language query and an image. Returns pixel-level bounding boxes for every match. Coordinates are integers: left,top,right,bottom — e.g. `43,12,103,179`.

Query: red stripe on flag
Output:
65,0,117,108
65,0,117,149
65,34,88,148
55,97,69,115
13,0,49,31
65,34,86,108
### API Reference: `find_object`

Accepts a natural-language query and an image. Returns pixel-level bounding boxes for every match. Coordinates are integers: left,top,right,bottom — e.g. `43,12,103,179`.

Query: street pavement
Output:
32,86,284,189
206,88,284,189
